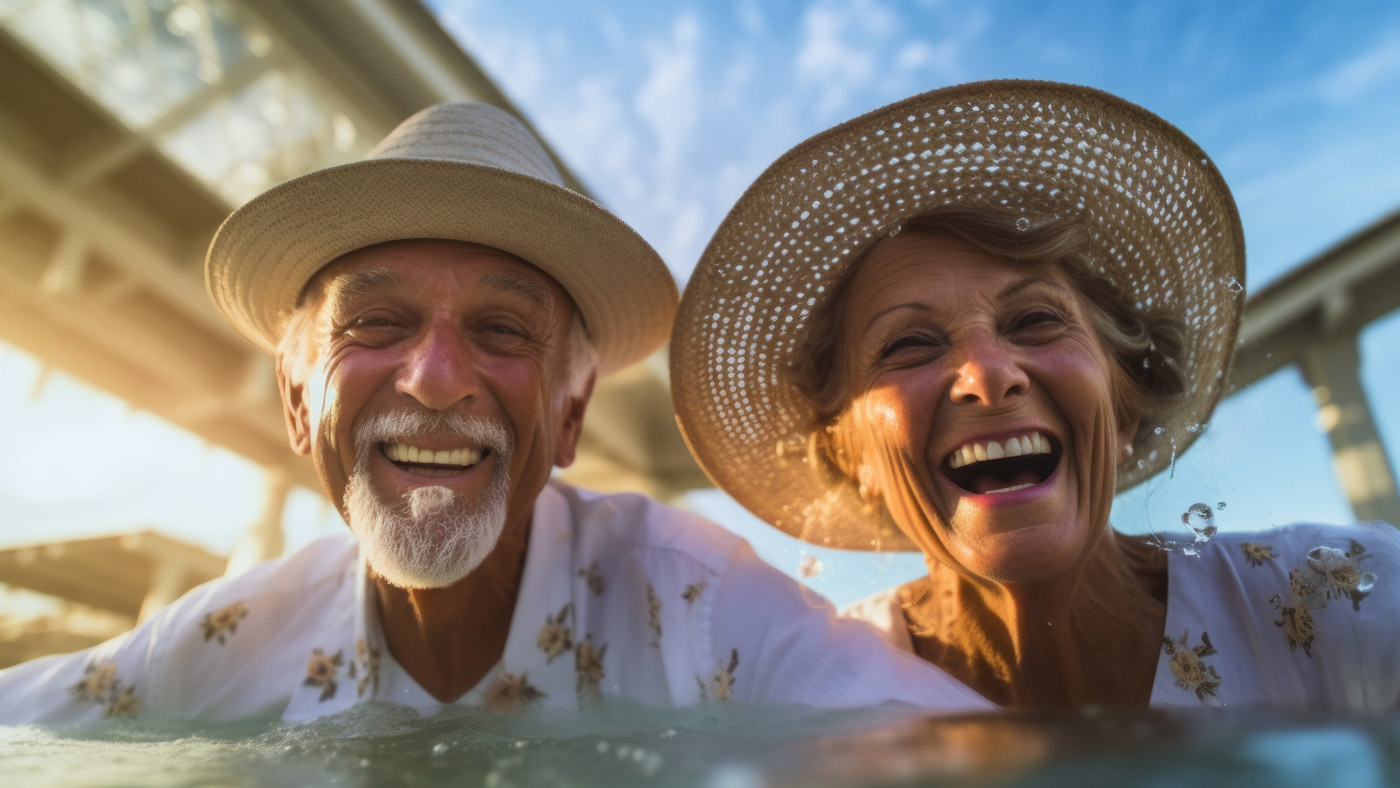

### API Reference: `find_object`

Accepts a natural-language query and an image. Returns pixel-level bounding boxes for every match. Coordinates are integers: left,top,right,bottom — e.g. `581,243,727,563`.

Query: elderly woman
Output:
672,80,1399,708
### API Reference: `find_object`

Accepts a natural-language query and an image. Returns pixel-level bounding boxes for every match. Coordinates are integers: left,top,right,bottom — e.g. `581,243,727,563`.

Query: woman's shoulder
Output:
1206,520,1400,567
840,586,915,652
1160,520,1399,709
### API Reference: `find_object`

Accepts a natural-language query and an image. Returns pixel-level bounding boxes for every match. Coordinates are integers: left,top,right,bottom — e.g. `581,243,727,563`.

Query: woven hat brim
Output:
671,80,1245,551
207,158,677,373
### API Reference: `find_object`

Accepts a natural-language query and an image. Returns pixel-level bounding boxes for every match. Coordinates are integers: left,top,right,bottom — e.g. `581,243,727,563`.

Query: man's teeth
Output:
385,443,483,467
948,432,1052,469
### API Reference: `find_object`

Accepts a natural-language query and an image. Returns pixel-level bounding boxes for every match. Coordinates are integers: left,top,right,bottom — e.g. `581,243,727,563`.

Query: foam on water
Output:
3,702,1398,787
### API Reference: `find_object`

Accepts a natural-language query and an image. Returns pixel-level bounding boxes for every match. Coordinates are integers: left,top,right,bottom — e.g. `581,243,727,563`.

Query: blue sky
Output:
427,0,1400,602
2,0,1399,609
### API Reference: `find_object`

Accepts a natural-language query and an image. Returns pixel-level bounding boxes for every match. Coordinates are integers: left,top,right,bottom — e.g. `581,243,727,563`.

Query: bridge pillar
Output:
1299,335,1400,526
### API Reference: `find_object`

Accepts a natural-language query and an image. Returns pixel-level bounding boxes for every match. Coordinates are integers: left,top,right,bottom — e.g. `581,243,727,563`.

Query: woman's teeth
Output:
947,432,1053,469
385,443,482,467
984,482,1037,495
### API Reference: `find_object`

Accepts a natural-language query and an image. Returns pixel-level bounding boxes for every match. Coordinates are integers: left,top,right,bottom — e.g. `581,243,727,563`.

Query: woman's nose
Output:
395,320,480,410
948,332,1029,407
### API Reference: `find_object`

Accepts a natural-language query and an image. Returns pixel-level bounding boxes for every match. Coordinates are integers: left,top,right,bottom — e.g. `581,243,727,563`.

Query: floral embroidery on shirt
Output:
1304,541,1375,611
105,684,142,718
1161,630,1221,703
697,648,739,702
483,671,545,713
646,583,662,647
682,583,707,606
1271,590,1316,657
537,602,575,664
1240,542,1275,568
69,661,119,704
199,601,248,645
350,638,380,698
68,661,141,718
1267,540,1375,657
303,648,344,702
575,635,608,700
578,562,605,596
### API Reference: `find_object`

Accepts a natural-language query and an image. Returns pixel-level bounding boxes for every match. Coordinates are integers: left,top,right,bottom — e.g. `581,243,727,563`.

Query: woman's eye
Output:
1012,310,1064,331
880,334,942,358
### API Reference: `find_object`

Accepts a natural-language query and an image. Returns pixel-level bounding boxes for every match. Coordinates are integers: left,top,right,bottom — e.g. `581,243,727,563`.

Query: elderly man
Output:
0,103,989,722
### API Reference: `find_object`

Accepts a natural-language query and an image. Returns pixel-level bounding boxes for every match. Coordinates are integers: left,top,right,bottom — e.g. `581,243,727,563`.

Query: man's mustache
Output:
353,409,513,462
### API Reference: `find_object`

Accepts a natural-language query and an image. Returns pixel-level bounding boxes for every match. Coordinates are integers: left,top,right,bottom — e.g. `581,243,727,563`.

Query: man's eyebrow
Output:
320,267,401,312
482,271,552,309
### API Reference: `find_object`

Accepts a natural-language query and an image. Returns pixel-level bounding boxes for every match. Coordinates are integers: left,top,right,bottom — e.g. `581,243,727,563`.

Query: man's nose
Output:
395,319,480,410
947,330,1029,407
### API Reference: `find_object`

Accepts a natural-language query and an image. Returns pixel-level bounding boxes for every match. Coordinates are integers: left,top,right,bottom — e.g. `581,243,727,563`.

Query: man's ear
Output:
552,371,596,468
276,355,312,456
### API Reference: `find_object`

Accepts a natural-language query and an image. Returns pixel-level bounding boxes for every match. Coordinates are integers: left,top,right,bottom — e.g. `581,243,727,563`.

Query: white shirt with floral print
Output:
0,481,992,723
844,522,1400,710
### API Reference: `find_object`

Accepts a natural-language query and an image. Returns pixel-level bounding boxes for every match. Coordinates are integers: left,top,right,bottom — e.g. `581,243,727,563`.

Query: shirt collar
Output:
286,482,581,718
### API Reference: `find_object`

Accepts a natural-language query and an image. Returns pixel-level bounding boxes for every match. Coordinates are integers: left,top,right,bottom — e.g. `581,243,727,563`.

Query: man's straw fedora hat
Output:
671,79,1245,551
207,102,676,373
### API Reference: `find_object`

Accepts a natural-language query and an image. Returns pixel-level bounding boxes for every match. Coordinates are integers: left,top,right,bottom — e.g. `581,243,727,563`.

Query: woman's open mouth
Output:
381,442,490,478
943,431,1062,495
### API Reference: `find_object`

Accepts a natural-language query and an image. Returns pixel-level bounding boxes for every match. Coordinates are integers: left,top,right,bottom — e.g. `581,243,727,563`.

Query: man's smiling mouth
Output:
382,442,489,477
943,431,1062,495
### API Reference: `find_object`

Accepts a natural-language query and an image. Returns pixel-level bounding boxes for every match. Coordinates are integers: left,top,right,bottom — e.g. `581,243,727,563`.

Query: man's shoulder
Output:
547,480,746,575
204,533,359,607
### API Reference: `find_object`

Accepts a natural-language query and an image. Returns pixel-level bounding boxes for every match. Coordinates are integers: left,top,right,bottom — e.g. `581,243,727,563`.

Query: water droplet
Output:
1226,277,1244,294
1357,572,1377,593
1152,502,1219,554
1216,501,1227,510
597,741,611,754
1182,503,1218,539
1015,216,1031,231
798,554,825,578
1153,426,1164,435
431,743,449,758
1185,423,1200,433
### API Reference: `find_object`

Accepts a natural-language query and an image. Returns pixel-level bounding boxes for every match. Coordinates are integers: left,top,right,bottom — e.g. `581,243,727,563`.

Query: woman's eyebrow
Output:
863,302,933,334
998,277,1069,300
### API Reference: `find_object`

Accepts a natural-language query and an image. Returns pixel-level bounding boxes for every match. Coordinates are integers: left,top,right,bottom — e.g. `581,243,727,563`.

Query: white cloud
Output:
1315,33,1400,104
795,0,886,114
635,13,703,175
436,7,547,100
737,0,766,34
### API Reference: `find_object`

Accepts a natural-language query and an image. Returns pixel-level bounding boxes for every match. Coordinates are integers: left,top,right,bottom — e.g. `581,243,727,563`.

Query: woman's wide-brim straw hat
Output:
671,80,1245,551
207,102,676,373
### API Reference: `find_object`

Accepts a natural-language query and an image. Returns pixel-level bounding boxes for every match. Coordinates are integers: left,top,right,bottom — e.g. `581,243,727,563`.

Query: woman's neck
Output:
901,530,1168,707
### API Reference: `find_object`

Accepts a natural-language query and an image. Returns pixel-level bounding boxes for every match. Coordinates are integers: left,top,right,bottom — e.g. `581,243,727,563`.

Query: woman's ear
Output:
1116,412,1140,467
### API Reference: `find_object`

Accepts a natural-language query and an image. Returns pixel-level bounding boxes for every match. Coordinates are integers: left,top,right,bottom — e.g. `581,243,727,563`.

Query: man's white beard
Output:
343,410,513,589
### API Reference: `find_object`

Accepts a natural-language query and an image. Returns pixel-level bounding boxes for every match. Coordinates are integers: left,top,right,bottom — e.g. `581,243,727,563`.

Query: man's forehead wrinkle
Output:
480,271,553,310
